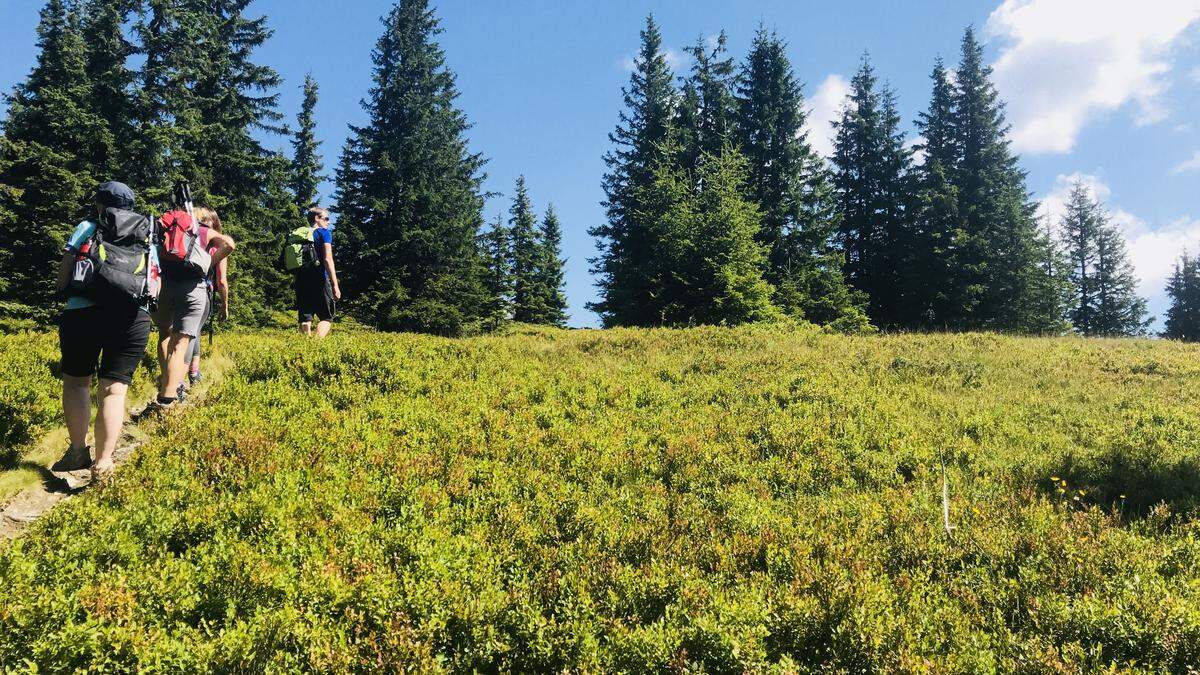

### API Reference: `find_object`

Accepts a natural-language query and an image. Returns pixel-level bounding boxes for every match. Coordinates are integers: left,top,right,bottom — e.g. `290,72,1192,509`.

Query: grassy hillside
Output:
2,325,1200,672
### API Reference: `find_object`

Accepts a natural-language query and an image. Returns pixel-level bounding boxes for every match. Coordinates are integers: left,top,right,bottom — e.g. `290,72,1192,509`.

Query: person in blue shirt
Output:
295,206,340,338
51,182,157,482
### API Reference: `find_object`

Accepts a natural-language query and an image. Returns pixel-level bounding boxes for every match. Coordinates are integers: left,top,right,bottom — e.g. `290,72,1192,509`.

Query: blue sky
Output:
2,0,1198,329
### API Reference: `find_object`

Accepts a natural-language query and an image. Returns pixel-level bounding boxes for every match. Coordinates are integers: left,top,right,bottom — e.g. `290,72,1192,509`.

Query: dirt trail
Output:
0,353,230,542
0,423,150,540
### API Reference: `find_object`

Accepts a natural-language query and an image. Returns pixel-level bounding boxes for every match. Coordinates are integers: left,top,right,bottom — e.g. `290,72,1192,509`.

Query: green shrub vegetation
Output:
2,325,1200,671
0,331,155,471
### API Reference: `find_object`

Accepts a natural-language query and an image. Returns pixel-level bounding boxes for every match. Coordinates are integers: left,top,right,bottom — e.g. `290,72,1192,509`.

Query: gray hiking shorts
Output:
155,277,208,338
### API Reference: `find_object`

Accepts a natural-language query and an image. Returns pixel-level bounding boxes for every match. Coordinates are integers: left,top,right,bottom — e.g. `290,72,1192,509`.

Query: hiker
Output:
150,192,235,412
52,182,159,482
289,206,340,338
181,207,231,392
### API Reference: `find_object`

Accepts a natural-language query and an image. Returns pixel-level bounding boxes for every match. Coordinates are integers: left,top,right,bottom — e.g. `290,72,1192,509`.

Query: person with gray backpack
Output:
146,182,235,413
52,181,160,482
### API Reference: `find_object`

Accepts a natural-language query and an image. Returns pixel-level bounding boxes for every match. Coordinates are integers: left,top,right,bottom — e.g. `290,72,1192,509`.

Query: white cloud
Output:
803,74,850,158
1040,173,1200,327
1172,150,1200,173
905,136,928,166
619,48,687,73
986,0,1200,155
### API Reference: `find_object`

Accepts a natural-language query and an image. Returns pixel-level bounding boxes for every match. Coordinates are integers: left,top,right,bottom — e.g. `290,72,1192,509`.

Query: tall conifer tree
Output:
1092,220,1149,335
830,55,913,328
676,32,737,172
735,28,866,329
509,176,540,324
909,58,969,327
81,0,139,175
1163,253,1200,341
533,205,569,327
1061,182,1099,332
333,0,490,335
952,28,1066,333
0,0,109,313
638,141,778,326
290,73,325,208
1062,182,1149,335
478,214,512,331
590,15,677,327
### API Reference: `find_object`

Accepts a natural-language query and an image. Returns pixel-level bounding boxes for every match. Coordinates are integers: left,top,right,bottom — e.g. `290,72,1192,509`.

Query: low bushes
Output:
1,327,1199,671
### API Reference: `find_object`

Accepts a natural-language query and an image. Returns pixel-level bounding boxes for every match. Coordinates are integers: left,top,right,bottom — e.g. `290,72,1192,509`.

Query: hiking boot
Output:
176,382,188,403
188,370,202,386
50,444,92,472
137,399,175,420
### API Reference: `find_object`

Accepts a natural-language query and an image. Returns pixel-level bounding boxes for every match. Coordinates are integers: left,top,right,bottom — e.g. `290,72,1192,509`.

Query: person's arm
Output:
57,253,73,292
322,243,340,300
216,257,229,320
208,231,236,265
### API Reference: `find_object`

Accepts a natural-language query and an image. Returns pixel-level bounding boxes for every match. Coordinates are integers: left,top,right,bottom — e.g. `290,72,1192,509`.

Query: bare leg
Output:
316,320,332,338
92,378,128,469
159,333,192,400
62,374,92,450
156,329,171,393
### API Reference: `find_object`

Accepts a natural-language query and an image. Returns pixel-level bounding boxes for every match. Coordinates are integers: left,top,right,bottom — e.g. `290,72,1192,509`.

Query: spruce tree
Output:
330,138,367,297
1059,181,1146,336
159,0,293,325
478,214,512,331
81,0,139,176
735,27,866,329
952,28,1066,333
509,176,540,324
0,0,109,314
533,205,569,327
333,0,490,335
909,58,969,327
638,142,778,326
830,55,913,328
290,73,325,208
1061,182,1099,332
1163,253,1200,342
676,31,737,172
589,15,677,327
1092,218,1149,335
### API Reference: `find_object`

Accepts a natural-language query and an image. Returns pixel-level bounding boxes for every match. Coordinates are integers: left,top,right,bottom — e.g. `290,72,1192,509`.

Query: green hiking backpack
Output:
281,225,320,272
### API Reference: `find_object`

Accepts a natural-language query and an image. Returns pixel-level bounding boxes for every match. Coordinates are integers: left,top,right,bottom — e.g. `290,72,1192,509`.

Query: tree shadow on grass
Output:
1045,447,1200,520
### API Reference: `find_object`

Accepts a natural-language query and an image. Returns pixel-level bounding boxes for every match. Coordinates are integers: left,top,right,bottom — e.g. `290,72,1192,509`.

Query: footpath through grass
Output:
0,333,157,502
1,325,1200,672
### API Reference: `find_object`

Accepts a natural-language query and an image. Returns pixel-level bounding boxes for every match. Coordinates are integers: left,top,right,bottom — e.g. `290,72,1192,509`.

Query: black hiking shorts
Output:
295,270,335,323
59,303,151,385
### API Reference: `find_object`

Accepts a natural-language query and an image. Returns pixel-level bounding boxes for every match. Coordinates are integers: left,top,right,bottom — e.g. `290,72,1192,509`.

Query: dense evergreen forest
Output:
1,1,1196,338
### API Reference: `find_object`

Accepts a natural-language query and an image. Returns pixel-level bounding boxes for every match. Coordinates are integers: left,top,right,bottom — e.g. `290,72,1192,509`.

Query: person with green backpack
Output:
284,206,340,338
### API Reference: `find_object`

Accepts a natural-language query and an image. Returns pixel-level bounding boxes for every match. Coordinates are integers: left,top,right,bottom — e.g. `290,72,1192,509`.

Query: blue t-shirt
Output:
313,226,332,277
63,220,159,312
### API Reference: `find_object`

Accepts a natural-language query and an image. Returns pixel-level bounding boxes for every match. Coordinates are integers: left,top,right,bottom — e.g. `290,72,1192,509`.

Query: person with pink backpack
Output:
145,183,235,414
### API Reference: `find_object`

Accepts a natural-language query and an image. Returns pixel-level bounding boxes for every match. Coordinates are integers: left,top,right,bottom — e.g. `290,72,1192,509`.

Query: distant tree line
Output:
0,2,1195,338
592,16,1195,339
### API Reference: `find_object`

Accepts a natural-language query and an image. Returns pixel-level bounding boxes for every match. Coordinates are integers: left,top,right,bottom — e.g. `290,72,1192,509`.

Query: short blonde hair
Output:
193,207,223,233
307,206,329,226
